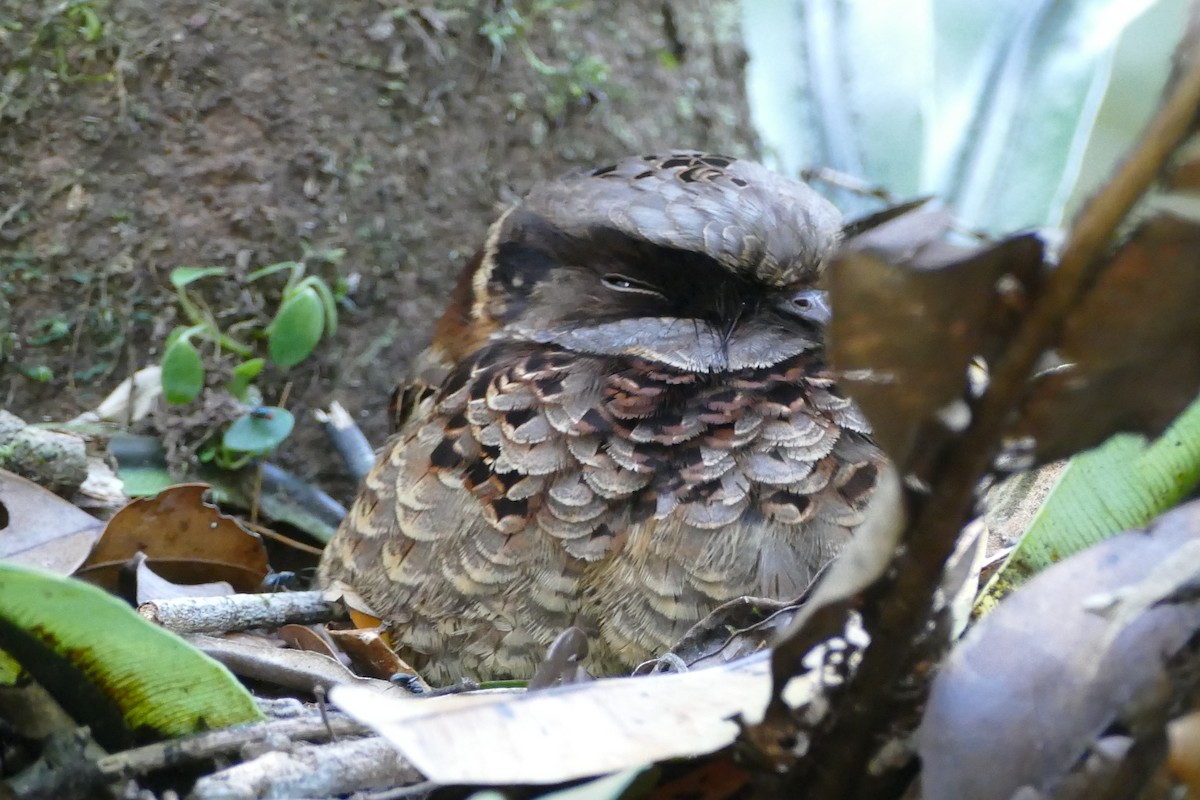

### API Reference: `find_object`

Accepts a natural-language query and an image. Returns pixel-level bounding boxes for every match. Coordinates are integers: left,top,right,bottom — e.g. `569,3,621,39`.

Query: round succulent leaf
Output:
300,276,339,336
268,287,324,368
222,407,295,454
161,337,205,404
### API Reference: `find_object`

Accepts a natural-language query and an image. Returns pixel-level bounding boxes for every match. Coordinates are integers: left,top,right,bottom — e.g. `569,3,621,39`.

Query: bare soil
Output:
0,0,756,504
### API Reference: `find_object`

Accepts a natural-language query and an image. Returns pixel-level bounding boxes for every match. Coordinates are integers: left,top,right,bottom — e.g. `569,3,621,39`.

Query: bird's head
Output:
432,152,841,373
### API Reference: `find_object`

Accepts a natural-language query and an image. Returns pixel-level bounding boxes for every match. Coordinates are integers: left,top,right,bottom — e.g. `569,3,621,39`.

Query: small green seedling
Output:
161,324,207,404
159,261,338,466
203,406,296,470
254,259,338,369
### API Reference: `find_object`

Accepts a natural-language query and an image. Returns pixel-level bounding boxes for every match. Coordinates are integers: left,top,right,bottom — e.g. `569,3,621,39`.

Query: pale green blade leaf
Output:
0,563,263,749
977,395,1200,614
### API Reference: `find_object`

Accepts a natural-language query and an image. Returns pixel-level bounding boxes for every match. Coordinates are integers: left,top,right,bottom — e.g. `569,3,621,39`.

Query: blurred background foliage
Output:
742,0,1188,232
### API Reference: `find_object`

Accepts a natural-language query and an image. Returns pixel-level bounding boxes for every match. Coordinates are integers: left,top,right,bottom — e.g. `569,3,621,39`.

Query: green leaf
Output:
298,276,339,336
77,5,103,41
169,266,227,290
28,317,70,345
742,0,1180,230
0,563,263,749
977,395,1200,614
161,336,205,404
268,286,324,368
0,650,21,686
117,463,177,497
246,261,301,282
16,364,53,382
222,407,295,454
227,357,265,401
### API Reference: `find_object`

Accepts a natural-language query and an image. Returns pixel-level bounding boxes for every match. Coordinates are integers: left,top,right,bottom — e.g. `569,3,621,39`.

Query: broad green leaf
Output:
118,463,177,497
161,336,205,404
222,407,295,454
70,4,104,41
109,434,176,496
169,266,227,290
299,276,339,336
742,0,1181,230
977,395,1200,615
268,286,324,368
0,563,262,749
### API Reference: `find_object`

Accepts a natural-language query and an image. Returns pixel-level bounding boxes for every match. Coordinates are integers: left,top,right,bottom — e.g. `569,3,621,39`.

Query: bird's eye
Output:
602,273,667,299
782,288,832,327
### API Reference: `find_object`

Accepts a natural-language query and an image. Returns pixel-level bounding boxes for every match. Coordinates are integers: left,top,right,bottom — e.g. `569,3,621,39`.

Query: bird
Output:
318,152,883,684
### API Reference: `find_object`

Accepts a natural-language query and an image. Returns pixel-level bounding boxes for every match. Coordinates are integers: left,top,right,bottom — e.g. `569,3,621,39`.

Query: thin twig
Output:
242,519,325,556
138,590,341,633
96,713,365,781
65,278,97,395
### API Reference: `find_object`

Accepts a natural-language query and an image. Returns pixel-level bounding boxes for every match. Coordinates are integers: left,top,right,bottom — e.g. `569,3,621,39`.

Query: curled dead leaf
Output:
1016,214,1200,461
75,483,268,593
829,210,1043,465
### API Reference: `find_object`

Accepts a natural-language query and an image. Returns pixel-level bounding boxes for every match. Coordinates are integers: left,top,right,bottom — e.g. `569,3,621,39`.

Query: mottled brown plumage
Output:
319,153,883,683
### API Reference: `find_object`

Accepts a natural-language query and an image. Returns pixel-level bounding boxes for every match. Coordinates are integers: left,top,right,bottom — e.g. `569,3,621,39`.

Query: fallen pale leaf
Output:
919,499,1200,800
332,652,792,785
134,552,234,605
0,468,103,574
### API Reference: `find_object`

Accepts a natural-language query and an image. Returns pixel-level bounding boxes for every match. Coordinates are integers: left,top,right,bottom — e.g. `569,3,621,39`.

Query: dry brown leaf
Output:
187,632,395,695
1016,213,1200,461
325,626,421,684
1168,711,1200,795
75,483,268,593
829,210,1043,465
321,580,384,626
0,468,103,574
651,757,751,800
279,623,341,660
528,627,591,689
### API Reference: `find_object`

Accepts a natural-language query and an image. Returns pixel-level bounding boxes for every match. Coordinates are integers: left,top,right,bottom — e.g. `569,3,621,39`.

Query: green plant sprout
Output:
478,0,612,118
208,405,296,470
159,261,337,467
44,1,114,84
